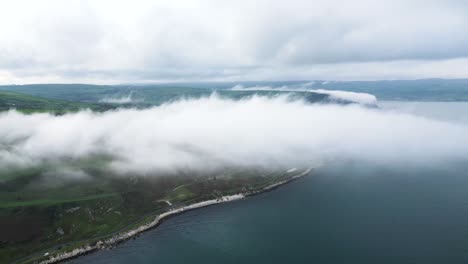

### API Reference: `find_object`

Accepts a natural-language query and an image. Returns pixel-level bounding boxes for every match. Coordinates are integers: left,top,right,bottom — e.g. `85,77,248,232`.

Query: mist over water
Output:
381,101,468,124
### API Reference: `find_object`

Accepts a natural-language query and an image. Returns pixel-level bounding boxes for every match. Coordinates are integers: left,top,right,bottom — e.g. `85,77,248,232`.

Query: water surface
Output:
71,102,468,264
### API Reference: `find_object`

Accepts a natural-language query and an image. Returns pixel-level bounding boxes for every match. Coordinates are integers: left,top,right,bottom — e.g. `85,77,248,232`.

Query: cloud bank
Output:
1,0,468,83
1,95,467,178
230,84,378,105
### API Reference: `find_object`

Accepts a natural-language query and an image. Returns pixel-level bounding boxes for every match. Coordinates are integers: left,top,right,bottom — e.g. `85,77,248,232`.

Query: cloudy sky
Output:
1,0,468,84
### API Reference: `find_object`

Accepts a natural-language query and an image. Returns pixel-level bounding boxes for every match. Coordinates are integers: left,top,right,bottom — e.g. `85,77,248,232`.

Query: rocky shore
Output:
39,169,311,264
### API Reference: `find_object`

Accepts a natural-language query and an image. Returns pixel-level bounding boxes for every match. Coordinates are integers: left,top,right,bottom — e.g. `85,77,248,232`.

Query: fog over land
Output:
1,94,467,178
230,84,378,105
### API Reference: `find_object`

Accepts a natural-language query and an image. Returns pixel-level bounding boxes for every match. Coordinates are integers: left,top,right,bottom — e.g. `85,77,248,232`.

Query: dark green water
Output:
70,165,468,264
70,102,468,264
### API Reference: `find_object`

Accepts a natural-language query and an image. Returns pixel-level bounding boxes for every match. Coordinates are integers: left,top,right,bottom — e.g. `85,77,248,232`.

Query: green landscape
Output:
2,80,468,263
0,91,115,114
0,84,313,263
2,2,468,263
1,162,302,264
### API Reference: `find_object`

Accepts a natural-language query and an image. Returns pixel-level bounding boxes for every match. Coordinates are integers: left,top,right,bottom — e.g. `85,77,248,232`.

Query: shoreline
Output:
38,168,311,264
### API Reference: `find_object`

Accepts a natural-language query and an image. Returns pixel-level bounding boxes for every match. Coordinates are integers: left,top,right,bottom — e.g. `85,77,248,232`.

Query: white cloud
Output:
99,92,138,104
0,0,468,83
1,95,467,177
230,84,378,105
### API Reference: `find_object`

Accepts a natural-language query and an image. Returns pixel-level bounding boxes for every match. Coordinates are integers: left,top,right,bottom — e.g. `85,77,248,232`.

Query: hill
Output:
2,79,468,103
0,91,115,114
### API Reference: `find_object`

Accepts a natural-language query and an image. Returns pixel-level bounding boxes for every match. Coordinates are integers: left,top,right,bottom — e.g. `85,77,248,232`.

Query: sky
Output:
1,0,468,84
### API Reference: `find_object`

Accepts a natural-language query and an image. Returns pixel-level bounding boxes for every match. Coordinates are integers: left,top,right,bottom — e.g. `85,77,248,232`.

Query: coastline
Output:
38,168,311,264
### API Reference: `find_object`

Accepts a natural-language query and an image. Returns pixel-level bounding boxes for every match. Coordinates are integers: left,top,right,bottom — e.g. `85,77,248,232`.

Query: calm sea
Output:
70,101,468,264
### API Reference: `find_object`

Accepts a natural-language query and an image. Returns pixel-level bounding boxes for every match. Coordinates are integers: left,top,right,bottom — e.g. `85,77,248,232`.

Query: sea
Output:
70,101,468,264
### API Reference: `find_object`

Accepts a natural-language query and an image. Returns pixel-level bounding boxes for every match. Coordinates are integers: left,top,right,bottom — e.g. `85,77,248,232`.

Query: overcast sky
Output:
1,0,468,84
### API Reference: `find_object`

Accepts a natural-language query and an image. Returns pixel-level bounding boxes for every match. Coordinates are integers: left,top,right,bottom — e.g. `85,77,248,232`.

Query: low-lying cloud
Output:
1,94,467,178
99,92,139,104
230,84,378,105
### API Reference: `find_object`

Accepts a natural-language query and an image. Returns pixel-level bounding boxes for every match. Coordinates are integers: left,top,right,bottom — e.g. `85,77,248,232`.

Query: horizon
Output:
3,77,468,87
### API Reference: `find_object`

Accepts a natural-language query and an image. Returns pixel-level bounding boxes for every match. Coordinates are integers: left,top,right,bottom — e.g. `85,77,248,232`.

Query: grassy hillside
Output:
0,165,303,264
0,84,210,104
2,79,468,104
0,84,331,108
0,84,122,103
0,91,115,114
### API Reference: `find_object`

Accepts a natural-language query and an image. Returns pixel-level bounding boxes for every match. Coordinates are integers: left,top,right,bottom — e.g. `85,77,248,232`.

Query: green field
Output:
0,84,330,113
0,164,301,264
0,82,362,263
0,91,115,114
2,79,468,104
